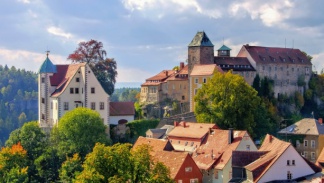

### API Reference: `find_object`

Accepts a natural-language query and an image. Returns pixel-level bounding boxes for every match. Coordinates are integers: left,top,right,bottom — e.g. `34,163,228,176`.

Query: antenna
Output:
45,50,50,57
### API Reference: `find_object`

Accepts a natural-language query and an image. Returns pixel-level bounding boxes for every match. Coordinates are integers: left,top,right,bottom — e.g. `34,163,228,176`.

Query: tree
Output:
194,71,260,135
34,147,60,182
51,107,110,159
59,153,82,183
68,40,117,95
0,142,29,183
252,74,261,94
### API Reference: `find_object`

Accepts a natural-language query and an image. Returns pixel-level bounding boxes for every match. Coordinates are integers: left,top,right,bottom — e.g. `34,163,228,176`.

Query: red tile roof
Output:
133,136,173,156
109,102,135,116
190,64,223,76
153,151,189,179
168,122,217,139
146,70,175,81
241,45,312,65
192,129,248,170
50,63,86,97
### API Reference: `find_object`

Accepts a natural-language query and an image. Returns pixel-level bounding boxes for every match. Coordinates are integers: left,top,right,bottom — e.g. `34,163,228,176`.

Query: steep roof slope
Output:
109,102,135,116
278,118,324,135
133,136,173,156
188,31,214,47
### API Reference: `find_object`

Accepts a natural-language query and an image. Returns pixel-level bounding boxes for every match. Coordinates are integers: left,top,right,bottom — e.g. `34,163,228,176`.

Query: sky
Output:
0,0,323,83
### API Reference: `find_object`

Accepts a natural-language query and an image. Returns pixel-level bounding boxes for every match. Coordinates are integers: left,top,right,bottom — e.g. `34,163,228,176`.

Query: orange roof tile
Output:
192,129,247,170
146,70,175,81
190,64,223,76
316,147,324,168
168,122,217,139
133,136,173,156
153,151,189,179
50,63,86,97
109,102,135,116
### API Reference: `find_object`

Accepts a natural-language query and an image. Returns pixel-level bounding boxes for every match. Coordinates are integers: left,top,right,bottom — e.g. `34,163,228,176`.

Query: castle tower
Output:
217,44,231,57
38,51,57,130
188,31,214,74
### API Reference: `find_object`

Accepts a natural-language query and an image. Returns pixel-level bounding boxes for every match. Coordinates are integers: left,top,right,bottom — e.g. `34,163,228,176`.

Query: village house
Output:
109,101,135,125
133,136,174,155
192,129,257,183
278,118,324,162
242,135,320,183
146,125,174,139
167,121,218,152
38,53,110,131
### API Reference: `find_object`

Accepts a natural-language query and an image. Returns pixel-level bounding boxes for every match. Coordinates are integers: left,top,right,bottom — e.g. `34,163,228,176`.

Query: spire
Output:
39,51,57,73
188,31,214,47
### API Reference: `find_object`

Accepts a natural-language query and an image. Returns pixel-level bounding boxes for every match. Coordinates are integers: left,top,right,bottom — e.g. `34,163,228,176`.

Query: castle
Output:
140,31,312,111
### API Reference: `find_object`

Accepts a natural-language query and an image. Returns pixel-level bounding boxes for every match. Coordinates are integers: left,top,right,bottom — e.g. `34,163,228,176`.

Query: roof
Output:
109,102,135,116
241,45,312,65
50,63,86,97
278,118,324,136
217,45,231,51
245,135,291,182
39,56,57,73
190,64,223,76
168,122,217,139
232,151,268,167
316,147,324,168
154,151,189,179
192,129,248,170
146,70,174,81
133,136,173,156
188,31,214,47
166,65,189,81
214,57,256,71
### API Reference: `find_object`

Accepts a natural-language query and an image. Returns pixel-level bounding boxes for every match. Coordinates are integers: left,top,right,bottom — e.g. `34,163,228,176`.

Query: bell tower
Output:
188,31,214,74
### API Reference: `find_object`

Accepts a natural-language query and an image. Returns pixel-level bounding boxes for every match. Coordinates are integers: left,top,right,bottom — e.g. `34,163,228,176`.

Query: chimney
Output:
319,118,323,125
180,62,184,70
183,122,186,128
174,121,178,127
269,135,273,143
165,71,168,76
228,128,234,144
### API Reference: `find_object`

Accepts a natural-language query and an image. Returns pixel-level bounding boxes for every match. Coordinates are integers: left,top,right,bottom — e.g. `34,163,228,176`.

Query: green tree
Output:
59,153,82,183
34,147,60,182
51,108,110,159
194,71,260,134
18,112,27,128
252,74,261,94
68,40,118,95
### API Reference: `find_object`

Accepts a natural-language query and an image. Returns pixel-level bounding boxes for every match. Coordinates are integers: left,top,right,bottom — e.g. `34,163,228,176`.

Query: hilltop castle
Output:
140,31,312,111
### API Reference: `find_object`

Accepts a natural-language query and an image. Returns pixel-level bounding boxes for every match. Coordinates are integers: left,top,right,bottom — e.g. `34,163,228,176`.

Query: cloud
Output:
17,0,30,4
0,48,68,72
312,52,324,72
47,26,73,39
229,0,294,27
122,0,222,19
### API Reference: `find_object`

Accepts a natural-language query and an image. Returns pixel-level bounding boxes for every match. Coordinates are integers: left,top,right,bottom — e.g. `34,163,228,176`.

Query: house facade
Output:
278,118,324,162
38,54,110,131
109,101,135,125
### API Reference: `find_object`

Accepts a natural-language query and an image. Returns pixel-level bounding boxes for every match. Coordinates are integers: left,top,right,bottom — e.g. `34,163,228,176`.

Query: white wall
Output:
258,145,315,183
109,115,134,125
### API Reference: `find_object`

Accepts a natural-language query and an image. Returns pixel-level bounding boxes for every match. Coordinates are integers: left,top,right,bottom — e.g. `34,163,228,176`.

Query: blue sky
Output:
0,0,323,82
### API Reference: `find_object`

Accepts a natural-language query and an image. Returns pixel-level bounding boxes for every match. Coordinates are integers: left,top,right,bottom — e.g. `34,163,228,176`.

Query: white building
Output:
38,54,110,131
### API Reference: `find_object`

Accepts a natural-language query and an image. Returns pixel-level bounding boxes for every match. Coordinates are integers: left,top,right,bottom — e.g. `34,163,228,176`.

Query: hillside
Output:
0,65,38,146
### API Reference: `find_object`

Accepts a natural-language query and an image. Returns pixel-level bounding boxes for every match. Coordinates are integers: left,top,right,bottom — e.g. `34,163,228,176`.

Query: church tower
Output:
38,51,57,130
188,31,214,74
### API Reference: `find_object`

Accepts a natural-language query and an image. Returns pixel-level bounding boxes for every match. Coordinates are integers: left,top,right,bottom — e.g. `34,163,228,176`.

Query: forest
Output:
0,65,38,147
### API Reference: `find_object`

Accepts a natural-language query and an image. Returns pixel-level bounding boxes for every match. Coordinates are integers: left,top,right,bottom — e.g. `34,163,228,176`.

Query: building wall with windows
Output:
38,56,110,130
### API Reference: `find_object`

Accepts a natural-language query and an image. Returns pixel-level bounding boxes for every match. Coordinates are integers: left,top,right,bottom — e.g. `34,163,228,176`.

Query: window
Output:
195,78,198,84
194,89,197,95
214,169,219,179
91,102,95,110
296,140,300,147
287,171,292,180
185,167,192,172
311,140,315,148
191,142,194,146
182,96,185,100
304,151,308,158
76,77,80,82
41,77,45,83
287,160,290,166
190,178,198,183
292,160,295,165
70,88,74,94
64,102,69,110
311,152,315,160
185,141,188,146
91,87,95,94
304,140,308,147
42,98,45,103
41,113,45,120
203,78,207,83
75,88,79,94
51,102,53,109
246,145,250,150
100,102,104,110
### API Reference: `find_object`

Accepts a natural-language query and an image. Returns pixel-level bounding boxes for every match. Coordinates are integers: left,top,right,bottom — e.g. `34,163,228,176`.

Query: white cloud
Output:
312,52,324,72
117,67,152,82
0,48,68,72
47,26,73,39
229,0,294,27
122,0,222,19
17,0,31,4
